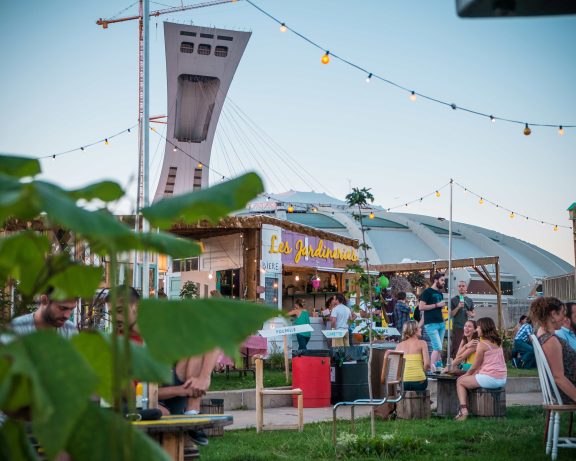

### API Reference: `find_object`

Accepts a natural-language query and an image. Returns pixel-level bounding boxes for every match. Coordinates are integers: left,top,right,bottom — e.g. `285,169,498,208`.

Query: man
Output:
556,301,576,351
449,281,475,358
393,292,411,335
511,316,535,369
330,293,353,347
11,287,78,338
418,273,447,368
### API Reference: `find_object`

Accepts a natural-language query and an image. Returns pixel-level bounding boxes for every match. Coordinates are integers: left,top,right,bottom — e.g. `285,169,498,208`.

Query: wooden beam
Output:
495,261,504,330
370,256,499,273
244,229,258,301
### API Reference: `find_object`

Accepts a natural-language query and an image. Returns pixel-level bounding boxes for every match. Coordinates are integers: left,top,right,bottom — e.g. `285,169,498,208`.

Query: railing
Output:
543,273,575,301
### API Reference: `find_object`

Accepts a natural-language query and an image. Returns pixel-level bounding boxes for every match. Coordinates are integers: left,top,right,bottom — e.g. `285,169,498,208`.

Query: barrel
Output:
292,353,331,408
331,362,369,404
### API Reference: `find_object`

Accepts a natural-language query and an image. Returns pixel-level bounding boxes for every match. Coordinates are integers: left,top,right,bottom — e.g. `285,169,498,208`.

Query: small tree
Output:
179,281,199,299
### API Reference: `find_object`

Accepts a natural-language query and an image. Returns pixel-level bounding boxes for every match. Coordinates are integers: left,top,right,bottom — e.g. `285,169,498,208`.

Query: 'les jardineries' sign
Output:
268,230,358,268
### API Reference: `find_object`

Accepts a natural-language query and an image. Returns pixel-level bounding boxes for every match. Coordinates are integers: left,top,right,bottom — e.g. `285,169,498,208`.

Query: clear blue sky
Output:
0,1,574,265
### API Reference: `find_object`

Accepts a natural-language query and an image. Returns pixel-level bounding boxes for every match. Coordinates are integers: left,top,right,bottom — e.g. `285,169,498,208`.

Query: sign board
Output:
264,277,278,306
258,324,314,338
322,329,347,338
352,326,400,336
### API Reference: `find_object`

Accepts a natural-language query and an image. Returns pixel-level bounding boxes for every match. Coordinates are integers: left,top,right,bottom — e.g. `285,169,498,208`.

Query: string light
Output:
52,155,56,161
279,22,287,32
509,212,515,219
208,271,213,279
410,91,417,102
369,211,375,219
479,198,484,204
435,190,441,198
311,206,318,213
173,146,178,152
366,73,372,83
523,123,531,136
295,275,300,281
490,115,495,123
321,51,330,65
197,162,203,169
558,125,564,136
553,225,558,232
287,204,294,213
104,138,109,145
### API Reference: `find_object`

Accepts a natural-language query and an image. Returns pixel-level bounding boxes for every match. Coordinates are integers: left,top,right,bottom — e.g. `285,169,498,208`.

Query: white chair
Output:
531,334,576,460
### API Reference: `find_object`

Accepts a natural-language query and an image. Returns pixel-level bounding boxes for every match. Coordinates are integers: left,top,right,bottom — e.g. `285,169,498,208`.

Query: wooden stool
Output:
397,390,431,419
469,387,506,417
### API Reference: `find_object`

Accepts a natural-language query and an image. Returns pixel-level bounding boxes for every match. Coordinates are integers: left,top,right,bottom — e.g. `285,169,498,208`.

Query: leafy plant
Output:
0,154,275,460
336,432,425,459
179,280,200,299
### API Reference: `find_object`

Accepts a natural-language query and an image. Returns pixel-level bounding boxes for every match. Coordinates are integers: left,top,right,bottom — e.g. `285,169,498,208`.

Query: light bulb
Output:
287,204,294,213
52,155,56,161
295,275,300,281
479,198,484,204
435,190,441,198
365,73,372,83
369,212,375,219
410,91,416,102
523,123,531,136
279,23,287,32
558,126,564,136
197,163,203,169
509,212,515,219
208,271,213,279
273,282,278,288
80,147,84,151
490,115,495,123
105,138,109,145
553,225,558,232
311,207,317,213
173,146,178,152
321,51,330,65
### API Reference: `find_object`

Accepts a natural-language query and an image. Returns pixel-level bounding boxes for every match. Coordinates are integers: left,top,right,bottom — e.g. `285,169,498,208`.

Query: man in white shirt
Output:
330,293,353,347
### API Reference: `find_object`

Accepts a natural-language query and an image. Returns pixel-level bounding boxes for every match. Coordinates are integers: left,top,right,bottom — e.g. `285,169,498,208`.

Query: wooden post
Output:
495,261,503,331
255,358,263,433
283,335,290,384
148,382,158,409
244,229,258,301
569,203,576,291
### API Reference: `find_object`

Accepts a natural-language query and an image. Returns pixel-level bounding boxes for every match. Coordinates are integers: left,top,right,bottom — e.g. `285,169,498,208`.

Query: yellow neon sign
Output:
268,234,358,264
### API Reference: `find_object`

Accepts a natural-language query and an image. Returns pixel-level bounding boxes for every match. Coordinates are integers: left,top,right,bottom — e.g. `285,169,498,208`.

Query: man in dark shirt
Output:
419,273,447,367
449,281,475,358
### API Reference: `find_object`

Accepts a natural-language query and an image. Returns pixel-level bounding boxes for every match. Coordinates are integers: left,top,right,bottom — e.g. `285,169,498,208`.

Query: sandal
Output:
454,405,468,421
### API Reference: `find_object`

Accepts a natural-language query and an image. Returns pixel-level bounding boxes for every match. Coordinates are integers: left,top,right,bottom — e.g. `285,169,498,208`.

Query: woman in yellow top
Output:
452,320,478,371
395,320,430,391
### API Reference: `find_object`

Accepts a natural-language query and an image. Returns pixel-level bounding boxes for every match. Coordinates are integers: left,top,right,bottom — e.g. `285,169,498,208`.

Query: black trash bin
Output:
330,346,369,404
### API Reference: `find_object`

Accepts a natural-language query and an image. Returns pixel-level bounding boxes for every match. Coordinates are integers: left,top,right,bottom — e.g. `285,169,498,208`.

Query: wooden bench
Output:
397,390,431,419
469,387,506,417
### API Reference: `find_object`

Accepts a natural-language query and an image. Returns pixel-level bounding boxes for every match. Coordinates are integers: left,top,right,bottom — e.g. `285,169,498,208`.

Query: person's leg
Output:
425,323,442,365
296,334,307,351
303,335,310,350
455,375,480,418
175,350,220,414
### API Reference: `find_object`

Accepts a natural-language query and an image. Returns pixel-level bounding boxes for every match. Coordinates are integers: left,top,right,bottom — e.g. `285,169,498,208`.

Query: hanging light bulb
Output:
273,282,278,288
104,138,109,145
295,275,300,281
435,190,441,198
369,211,375,219
553,225,558,232
523,123,531,136
490,115,495,123
321,51,330,64
80,147,84,151
287,204,294,213
365,73,372,83
558,125,565,136
52,155,56,161
208,271,213,280
479,197,484,204
410,91,417,102
127,128,131,133
173,146,178,152
197,162,203,169
311,206,318,213
509,212,515,219
150,127,156,132
279,22,287,32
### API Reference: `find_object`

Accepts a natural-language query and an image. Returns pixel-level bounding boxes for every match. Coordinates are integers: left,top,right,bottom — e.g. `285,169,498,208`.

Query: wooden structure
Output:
370,256,505,329
255,357,303,433
396,390,431,420
436,374,459,417
469,388,506,417
543,273,575,302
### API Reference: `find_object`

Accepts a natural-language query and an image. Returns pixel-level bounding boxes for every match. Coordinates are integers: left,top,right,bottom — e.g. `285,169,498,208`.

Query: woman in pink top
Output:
454,317,507,420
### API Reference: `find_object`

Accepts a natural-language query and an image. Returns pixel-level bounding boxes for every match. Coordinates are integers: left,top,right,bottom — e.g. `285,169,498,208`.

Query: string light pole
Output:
447,178,453,366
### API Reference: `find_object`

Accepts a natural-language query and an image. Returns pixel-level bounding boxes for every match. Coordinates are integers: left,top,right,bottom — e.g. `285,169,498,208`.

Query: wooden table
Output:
435,374,459,417
133,414,233,460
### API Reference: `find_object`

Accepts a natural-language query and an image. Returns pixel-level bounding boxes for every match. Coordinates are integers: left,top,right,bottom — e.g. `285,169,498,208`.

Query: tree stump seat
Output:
469,387,506,417
397,390,431,420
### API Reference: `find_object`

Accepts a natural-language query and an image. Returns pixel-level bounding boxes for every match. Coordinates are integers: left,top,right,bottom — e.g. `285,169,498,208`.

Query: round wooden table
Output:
435,374,459,417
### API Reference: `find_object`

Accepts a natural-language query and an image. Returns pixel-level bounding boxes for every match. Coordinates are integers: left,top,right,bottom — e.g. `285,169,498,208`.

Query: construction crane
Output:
96,0,237,218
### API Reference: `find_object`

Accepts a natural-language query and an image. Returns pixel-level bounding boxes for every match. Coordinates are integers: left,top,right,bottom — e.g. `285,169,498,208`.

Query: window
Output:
180,31,196,37
500,281,514,296
214,46,228,57
200,33,214,39
172,257,199,273
198,44,211,55
180,42,194,54
217,35,233,41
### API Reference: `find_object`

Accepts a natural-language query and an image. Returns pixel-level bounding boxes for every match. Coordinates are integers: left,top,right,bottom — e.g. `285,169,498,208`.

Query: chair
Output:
254,357,303,433
332,350,405,444
531,334,576,460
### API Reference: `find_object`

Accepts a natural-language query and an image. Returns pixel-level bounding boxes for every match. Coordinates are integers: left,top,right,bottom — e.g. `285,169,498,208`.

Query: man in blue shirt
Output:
419,273,446,367
556,301,576,351
511,317,535,368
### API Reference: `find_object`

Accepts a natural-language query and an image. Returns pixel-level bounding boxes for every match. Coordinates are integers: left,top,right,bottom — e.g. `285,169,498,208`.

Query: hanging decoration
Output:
379,275,389,289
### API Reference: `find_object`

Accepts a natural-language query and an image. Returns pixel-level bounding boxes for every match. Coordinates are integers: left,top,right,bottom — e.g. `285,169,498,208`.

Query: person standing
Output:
418,273,447,368
450,281,475,359
288,298,311,351
556,301,576,352
393,292,411,336
330,293,353,347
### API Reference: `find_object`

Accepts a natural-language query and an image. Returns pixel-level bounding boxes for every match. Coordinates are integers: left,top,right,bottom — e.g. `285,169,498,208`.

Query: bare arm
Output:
158,384,192,400
542,337,576,402
464,342,486,376
421,340,430,371
330,316,337,329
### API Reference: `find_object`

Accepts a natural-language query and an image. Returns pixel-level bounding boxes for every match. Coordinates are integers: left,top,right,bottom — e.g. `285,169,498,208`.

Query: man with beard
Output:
556,301,576,351
418,273,447,368
11,287,78,338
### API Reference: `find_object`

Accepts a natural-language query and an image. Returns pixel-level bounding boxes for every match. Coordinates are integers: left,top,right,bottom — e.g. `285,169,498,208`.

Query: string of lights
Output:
39,124,138,161
245,0,575,135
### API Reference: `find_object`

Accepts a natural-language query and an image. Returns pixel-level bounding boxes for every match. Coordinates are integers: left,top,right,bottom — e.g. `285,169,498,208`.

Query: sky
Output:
0,0,574,265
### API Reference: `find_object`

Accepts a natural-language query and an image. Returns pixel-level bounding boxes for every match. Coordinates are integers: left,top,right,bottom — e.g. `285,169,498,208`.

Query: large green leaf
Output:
67,404,171,461
116,231,202,258
0,420,39,461
69,181,124,203
50,264,104,300
0,154,40,178
0,331,99,459
142,172,264,229
0,178,41,227
138,298,276,362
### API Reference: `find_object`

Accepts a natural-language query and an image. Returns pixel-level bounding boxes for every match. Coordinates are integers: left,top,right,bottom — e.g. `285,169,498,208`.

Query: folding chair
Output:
332,350,405,444
531,334,576,460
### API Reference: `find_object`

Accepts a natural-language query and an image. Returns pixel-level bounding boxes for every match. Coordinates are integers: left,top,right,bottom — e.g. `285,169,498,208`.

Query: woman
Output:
395,320,430,391
288,298,311,351
455,317,507,420
452,320,478,371
530,297,576,403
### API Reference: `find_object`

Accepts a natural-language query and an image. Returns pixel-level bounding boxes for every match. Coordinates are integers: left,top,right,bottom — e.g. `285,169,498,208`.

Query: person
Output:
287,298,311,351
393,291,411,335
395,320,430,391
449,281,475,359
454,317,507,420
555,301,576,352
451,320,478,371
511,316,535,368
330,293,353,347
512,314,528,339
530,297,576,403
418,273,447,368
10,287,78,338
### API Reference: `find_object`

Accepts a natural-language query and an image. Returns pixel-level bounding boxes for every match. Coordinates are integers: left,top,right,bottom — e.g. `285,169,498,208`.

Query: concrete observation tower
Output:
154,22,251,201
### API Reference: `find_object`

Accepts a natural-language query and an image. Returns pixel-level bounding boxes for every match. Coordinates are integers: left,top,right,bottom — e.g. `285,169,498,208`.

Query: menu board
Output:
264,277,278,306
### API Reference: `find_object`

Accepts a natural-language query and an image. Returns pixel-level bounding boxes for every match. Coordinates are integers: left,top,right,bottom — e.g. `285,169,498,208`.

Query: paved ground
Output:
224,392,542,430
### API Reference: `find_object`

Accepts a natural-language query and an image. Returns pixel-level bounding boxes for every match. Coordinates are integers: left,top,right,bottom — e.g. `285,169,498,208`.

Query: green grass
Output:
202,406,573,461
210,369,291,391
507,365,538,378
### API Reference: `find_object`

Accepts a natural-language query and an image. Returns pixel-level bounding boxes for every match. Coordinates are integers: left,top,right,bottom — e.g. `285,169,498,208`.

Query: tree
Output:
179,281,200,299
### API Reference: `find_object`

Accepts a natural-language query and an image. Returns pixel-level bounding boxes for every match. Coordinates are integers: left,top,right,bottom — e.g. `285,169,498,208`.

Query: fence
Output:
506,298,531,327
543,273,575,301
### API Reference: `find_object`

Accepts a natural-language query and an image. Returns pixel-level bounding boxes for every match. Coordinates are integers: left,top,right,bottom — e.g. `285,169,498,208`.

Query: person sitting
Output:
455,317,507,420
555,301,576,352
452,319,478,372
395,320,430,391
511,316,535,368
512,315,528,339
530,297,576,403
287,298,311,351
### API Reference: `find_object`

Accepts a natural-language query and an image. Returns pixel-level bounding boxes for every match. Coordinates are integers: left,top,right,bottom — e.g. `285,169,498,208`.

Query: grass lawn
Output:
210,369,290,391
202,406,572,460
507,364,538,378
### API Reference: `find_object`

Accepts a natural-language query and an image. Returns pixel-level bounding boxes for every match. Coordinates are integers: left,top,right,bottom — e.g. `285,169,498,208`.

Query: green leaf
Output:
67,404,171,461
117,231,202,259
68,181,124,203
142,172,264,229
0,420,39,461
50,264,104,300
0,154,40,178
0,331,99,459
0,178,40,224
138,298,276,362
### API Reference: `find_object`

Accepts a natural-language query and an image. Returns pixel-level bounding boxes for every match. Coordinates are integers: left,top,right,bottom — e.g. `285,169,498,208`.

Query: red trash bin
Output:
292,354,331,408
